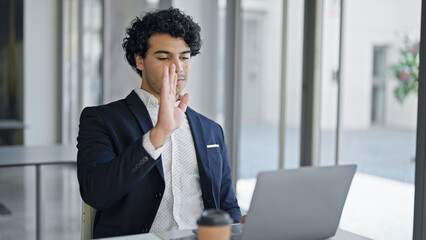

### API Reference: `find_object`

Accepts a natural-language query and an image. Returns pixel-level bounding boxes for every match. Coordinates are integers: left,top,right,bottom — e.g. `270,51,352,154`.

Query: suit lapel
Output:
125,91,164,179
126,91,153,133
186,107,215,208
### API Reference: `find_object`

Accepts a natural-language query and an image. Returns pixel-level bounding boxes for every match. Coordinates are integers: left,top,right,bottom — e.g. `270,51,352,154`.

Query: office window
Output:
319,0,340,166
0,0,24,145
236,0,283,211
320,0,420,239
62,0,104,144
283,0,304,169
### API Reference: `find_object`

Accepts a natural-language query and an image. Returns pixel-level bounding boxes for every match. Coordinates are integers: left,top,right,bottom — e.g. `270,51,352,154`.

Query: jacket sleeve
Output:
218,126,242,223
77,106,159,210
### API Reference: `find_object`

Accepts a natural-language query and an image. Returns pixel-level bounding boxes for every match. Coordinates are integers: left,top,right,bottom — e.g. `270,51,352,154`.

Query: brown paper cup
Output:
197,209,233,240
197,225,231,240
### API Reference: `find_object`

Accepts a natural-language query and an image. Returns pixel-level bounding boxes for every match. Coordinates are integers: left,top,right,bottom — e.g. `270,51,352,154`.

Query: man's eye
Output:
158,58,168,60
181,57,190,60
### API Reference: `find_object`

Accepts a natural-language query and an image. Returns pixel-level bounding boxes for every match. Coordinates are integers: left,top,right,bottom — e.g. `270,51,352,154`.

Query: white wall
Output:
386,81,418,130
24,0,60,145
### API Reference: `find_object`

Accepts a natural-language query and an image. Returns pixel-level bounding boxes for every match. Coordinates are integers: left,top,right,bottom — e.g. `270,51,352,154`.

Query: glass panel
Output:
82,0,103,107
0,0,24,145
284,0,304,169
62,0,103,144
173,0,221,120
321,0,421,238
0,129,23,145
236,0,283,212
319,0,339,166
217,0,226,125
62,0,80,144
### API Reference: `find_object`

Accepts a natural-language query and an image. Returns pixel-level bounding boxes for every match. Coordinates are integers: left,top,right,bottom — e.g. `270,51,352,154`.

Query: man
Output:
77,8,242,238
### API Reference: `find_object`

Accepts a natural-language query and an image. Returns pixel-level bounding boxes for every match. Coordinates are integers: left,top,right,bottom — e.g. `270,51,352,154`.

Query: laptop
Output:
172,164,356,240
238,164,357,240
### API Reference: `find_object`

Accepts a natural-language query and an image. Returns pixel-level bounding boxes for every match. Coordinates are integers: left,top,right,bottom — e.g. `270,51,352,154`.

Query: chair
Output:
81,201,96,240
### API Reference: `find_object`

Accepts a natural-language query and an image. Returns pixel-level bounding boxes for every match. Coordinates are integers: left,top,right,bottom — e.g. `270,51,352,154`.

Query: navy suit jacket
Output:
77,91,241,238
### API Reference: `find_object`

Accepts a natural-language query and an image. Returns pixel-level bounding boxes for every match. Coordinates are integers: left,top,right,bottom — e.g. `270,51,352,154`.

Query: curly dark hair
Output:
122,8,202,77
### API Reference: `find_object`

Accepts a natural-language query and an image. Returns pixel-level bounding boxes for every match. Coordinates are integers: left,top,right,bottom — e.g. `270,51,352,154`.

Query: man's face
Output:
135,33,191,101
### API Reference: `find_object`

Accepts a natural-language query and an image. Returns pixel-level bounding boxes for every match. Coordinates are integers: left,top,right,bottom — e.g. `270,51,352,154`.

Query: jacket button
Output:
141,228,148,233
141,156,149,164
155,192,163,198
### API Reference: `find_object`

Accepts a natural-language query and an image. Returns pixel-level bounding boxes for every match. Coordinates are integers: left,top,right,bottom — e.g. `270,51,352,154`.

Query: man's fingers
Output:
162,65,169,95
169,64,177,95
178,93,190,112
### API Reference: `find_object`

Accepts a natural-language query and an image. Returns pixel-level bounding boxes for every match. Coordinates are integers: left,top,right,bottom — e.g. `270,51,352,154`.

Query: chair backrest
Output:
81,201,96,240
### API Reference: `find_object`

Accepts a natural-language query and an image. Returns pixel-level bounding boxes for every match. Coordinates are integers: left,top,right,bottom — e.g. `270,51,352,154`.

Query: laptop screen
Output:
239,165,357,240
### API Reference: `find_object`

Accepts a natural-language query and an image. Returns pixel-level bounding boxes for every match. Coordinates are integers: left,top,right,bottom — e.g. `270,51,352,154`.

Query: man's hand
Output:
239,215,246,224
150,64,190,149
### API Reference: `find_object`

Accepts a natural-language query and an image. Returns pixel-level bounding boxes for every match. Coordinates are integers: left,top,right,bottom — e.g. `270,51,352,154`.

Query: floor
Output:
0,166,80,240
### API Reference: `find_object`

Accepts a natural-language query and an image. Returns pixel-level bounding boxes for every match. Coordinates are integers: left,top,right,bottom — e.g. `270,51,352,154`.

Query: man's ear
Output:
135,54,144,71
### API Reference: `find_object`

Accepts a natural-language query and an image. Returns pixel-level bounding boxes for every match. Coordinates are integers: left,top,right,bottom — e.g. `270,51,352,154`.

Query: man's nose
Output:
171,57,183,73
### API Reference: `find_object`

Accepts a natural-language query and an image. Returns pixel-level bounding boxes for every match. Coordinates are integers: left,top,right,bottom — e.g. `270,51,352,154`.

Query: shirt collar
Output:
134,88,159,109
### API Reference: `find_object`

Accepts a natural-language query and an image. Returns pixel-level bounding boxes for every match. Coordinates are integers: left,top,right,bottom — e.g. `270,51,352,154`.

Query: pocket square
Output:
207,144,219,148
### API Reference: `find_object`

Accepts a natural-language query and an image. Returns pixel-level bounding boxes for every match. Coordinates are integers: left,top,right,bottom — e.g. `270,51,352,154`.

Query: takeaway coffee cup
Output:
196,209,233,240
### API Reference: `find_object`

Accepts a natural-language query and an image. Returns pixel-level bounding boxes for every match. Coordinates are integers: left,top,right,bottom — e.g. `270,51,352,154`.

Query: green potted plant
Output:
391,35,419,103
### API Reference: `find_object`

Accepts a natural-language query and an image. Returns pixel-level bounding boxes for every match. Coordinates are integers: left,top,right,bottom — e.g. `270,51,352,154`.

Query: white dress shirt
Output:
134,88,204,232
